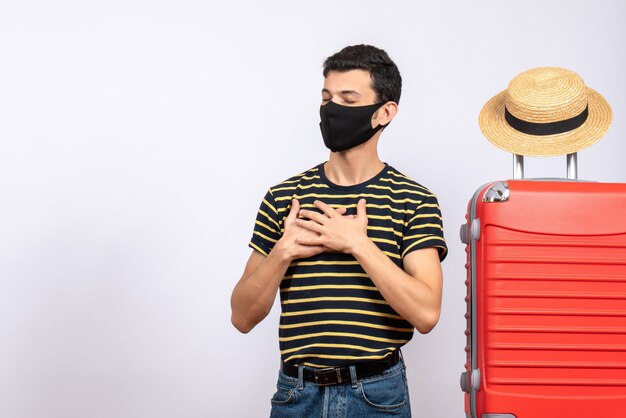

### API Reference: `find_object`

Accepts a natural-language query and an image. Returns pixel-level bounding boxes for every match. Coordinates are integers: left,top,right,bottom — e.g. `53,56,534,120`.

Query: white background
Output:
1,1,625,417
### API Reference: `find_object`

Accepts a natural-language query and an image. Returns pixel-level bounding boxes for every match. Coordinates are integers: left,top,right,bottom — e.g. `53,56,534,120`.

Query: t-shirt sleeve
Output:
248,188,283,256
400,194,448,262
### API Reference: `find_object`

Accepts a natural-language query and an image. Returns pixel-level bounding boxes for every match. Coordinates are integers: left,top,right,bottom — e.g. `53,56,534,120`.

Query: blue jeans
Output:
269,358,411,417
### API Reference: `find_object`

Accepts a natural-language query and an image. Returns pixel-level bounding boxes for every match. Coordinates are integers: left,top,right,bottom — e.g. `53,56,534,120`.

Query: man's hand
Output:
295,198,369,254
275,199,348,261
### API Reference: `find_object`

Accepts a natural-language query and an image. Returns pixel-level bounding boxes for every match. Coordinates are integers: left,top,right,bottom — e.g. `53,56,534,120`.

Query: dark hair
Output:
323,44,402,104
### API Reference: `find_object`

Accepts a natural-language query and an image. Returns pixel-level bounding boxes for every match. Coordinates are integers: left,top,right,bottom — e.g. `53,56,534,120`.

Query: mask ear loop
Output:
373,102,393,130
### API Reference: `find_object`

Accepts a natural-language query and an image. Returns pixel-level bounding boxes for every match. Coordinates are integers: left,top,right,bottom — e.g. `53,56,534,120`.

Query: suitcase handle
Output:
513,153,578,180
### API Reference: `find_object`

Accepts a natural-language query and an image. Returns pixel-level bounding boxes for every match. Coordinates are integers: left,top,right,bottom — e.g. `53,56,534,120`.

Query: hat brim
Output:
479,87,612,157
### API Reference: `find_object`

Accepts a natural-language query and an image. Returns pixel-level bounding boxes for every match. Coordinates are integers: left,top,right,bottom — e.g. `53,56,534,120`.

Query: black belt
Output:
281,350,400,386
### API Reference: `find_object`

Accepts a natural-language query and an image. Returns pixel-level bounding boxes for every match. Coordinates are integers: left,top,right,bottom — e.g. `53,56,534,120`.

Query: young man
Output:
231,44,447,417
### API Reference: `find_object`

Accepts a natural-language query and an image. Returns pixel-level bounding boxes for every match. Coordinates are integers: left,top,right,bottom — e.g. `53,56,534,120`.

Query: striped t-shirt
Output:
248,161,447,369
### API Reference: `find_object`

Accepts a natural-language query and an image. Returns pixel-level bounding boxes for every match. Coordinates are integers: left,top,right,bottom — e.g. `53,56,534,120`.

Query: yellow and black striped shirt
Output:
248,161,447,369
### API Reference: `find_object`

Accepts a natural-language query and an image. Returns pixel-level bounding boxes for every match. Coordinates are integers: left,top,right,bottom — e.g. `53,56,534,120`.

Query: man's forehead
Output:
322,69,374,94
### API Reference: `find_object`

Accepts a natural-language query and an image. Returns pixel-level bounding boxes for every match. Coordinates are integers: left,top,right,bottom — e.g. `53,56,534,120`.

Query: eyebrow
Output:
322,88,360,96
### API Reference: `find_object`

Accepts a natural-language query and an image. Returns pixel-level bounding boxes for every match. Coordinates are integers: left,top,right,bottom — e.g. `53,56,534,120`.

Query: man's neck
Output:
323,142,384,186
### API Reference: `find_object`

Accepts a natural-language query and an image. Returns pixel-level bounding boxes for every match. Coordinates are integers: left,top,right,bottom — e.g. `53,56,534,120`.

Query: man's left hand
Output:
295,199,369,254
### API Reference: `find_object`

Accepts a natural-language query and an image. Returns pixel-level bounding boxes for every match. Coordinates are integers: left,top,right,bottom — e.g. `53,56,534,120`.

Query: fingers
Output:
296,245,328,258
299,208,328,224
287,199,300,220
292,200,350,218
296,236,324,246
296,218,324,233
313,200,338,218
356,198,367,219
290,200,353,226
299,201,362,223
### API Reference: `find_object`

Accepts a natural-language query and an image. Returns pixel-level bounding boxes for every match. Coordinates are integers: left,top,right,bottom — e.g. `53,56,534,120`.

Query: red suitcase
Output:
461,154,626,418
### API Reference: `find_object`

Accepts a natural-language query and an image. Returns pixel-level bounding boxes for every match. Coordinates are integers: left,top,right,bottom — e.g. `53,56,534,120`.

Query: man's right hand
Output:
276,199,347,261
231,198,349,333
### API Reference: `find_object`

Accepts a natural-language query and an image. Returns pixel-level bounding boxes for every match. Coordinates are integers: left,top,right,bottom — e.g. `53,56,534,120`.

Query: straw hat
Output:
479,67,612,156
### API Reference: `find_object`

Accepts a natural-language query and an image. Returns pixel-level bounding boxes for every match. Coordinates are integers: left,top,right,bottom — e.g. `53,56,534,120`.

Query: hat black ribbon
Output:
504,105,589,136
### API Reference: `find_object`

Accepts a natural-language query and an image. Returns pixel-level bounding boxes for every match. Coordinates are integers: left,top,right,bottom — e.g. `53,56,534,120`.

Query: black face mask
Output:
319,101,387,152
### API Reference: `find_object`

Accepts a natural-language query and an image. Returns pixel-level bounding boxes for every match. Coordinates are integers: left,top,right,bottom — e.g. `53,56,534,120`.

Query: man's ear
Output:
374,101,398,127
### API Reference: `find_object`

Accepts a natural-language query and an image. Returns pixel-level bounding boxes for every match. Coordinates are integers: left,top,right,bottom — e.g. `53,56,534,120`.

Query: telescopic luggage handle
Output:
513,153,578,180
